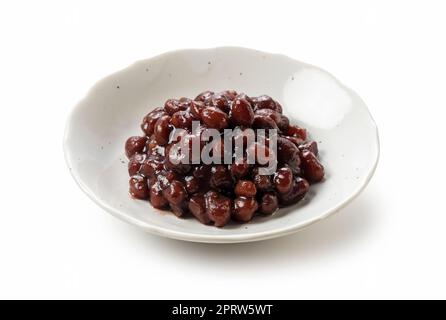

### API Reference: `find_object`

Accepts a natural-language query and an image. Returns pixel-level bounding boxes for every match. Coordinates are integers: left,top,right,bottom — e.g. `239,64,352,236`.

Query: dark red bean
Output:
164,99,187,115
211,93,230,113
278,115,289,131
205,191,232,227
252,115,279,130
141,107,166,136
195,90,214,103
277,137,301,170
298,140,319,156
235,93,253,104
125,136,147,158
235,180,257,197
254,108,282,125
190,100,205,120
145,137,160,155
233,197,258,222
170,110,193,129
162,180,187,205
128,153,146,176
230,159,251,178
188,195,211,224
285,125,307,140
284,136,305,146
201,107,229,130
274,167,294,194
154,115,172,145
185,176,200,194
252,95,282,113
254,109,288,131
150,182,168,209
193,164,212,180
259,193,278,214
210,165,233,190
164,144,191,174
230,98,255,126
279,177,309,205
139,154,164,177
274,101,283,114
129,175,149,199
252,167,273,192
300,150,325,182
178,97,192,108
156,170,180,189
219,89,238,101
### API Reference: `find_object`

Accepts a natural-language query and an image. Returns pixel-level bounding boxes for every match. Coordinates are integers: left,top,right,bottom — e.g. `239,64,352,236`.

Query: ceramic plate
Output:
63,47,379,243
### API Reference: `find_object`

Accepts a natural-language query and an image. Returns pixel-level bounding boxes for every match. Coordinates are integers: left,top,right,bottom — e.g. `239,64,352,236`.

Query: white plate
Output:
63,47,379,243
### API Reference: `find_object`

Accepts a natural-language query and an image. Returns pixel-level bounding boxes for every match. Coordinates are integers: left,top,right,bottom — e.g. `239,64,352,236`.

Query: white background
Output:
1,0,445,299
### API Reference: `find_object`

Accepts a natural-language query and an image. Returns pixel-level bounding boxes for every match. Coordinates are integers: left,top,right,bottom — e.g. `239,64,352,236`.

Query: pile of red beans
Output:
125,90,324,227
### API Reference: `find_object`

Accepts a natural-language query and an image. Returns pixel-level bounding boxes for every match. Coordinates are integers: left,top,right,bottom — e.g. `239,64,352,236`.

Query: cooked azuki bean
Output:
162,180,187,205
235,180,257,197
190,100,205,120
252,167,273,192
254,108,282,124
185,176,200,194
205,191,232,227
211,93,230,113
170,110,193,130
129,175,149,199
128,153,146,176
279,177,309,205
150,182,168,209
178,97,192,108
195,90,214,103
145,137,160,155
230,159,251,178
252,114,279,130
164,144,191,174
298,140,319,156
230,98,255,126
300,150,325,182
274,167,294,194
277,137,301,170
278,115,290,131
201,107,229,130
284,136,305,146
193,164,212,180
155,170,174,189
259,192,279,214
154,115,172,145
252,95,282,113
235,93,253,104
275,101,283,114
219,89,238,101
139,154,164,177
141,107,166,136
188,195,211,224
285,125,307,140
233,197,258,222
125,136,147,158
210,165,233,190
164,98,187,115
255,110,288,131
